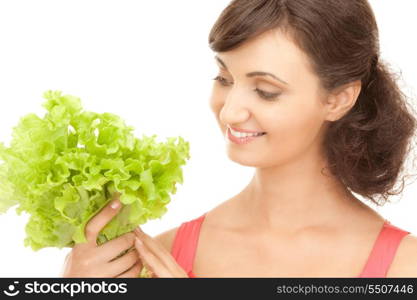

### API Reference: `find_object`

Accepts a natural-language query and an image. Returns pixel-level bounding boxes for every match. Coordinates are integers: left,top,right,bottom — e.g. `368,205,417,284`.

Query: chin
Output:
225,148,271,168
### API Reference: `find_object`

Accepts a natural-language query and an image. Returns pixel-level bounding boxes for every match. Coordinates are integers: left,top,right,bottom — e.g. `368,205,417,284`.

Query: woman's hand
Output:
134,227,189,278
61,193,142,278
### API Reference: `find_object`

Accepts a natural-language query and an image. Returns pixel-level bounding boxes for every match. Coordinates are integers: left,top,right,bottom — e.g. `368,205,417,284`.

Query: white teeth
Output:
229,127,264,138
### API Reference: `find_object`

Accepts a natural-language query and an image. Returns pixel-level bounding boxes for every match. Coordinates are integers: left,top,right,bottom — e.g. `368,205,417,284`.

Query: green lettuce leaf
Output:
0,90,190,254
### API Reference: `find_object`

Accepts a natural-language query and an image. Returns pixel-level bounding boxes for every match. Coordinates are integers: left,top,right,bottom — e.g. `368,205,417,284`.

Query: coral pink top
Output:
171,213,410,278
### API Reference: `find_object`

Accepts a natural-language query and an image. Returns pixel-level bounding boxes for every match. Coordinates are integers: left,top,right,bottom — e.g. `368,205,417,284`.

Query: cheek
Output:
209,89,224,115
264,100,325,159
209,89,226,132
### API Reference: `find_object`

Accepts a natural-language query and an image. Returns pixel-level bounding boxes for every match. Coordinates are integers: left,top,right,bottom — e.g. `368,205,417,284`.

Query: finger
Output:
97,232,136,262
107,247,140,276
84,192,122,245
134,237,172,278
60,251,72,277
134,227,179,272
116,260,143,278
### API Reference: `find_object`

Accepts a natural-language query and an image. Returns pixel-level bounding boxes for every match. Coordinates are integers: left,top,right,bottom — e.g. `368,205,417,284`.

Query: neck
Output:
237,146,368,233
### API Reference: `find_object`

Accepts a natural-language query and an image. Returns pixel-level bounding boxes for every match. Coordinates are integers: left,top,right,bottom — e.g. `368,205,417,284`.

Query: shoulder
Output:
387,233,417,277
152,212,209,253
153,226,181,253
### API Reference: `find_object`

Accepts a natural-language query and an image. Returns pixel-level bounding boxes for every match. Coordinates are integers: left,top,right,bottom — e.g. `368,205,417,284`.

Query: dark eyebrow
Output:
214,55,289,85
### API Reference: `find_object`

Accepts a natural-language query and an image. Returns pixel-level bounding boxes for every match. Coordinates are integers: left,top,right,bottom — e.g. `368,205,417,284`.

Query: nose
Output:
219,87,251,126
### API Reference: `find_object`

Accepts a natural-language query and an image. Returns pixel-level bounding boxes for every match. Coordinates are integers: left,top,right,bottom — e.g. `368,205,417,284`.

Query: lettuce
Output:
0,90,190,255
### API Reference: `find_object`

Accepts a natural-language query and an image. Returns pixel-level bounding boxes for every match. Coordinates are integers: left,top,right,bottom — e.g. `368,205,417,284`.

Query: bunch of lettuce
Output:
0,90,190,260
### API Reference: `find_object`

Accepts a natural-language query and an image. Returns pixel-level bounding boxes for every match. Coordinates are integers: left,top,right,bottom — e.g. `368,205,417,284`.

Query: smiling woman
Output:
156,0,417,278
207,0,417,205
64,0,417,278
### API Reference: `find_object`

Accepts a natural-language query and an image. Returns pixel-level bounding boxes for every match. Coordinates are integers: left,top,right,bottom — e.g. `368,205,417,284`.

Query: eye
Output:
212,76,281,101
253,88,281,101
212,75,232,87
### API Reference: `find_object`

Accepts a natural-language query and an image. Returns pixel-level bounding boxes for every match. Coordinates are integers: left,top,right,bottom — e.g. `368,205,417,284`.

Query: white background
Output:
0,0,416,277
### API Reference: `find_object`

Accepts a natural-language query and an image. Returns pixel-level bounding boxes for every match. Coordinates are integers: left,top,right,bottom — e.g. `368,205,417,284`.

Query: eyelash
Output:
212,76,281,101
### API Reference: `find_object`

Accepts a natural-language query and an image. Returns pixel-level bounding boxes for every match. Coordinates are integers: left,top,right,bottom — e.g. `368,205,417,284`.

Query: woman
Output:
62,0,417,278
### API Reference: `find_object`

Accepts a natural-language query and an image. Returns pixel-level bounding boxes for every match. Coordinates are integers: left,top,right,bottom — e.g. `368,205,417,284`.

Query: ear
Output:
324,80,362,122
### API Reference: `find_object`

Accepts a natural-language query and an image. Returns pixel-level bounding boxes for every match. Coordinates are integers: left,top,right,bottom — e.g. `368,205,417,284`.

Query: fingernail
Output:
136,226,143,233
135,237,143,246
110,199,120,209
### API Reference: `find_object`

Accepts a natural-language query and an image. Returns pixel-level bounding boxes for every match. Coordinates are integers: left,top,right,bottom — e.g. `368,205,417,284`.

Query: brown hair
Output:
208,0,417,206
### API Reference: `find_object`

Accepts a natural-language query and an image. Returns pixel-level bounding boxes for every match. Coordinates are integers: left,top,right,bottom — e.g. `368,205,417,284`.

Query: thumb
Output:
84,192,122,246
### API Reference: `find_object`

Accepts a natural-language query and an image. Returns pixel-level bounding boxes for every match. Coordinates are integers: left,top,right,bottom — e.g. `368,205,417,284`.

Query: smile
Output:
227,127,267,145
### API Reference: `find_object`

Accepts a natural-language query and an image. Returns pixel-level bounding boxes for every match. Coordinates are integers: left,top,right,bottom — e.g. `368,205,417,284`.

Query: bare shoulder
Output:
387,233,417,277
151,209,214,254
153,226,180,253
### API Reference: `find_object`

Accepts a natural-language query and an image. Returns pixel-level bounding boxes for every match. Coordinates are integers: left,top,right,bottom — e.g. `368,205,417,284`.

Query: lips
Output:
227,127,266,145
229,126,266,134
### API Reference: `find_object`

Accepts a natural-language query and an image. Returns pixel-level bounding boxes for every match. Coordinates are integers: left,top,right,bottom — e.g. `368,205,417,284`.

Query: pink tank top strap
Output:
359,220,410,277
171,213,206,277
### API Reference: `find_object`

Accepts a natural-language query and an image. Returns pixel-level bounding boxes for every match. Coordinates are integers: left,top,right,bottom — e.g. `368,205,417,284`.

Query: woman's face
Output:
209,29,331,168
